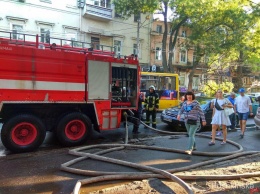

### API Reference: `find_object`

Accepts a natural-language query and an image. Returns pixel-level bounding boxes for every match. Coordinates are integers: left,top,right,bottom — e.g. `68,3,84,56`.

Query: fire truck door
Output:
87,60,110,100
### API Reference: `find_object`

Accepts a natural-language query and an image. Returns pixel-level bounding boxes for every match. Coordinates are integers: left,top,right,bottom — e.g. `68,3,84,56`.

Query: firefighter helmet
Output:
149,85,155,90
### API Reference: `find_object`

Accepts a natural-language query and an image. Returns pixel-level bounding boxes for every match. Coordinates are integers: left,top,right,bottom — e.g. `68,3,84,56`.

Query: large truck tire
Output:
55,112,92,147
1,114,46,153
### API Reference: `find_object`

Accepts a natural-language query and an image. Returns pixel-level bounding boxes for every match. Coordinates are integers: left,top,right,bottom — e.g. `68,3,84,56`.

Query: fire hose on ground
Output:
61,111,260,194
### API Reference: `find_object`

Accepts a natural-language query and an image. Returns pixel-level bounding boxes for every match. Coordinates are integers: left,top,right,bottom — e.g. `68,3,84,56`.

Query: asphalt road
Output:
0,116,259,194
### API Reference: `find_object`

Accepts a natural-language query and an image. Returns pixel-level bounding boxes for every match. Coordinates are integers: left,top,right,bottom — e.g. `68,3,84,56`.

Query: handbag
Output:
224,108,234,116
223,98,234,116
215,99,224,111
187,119,197,125
185,103,198,125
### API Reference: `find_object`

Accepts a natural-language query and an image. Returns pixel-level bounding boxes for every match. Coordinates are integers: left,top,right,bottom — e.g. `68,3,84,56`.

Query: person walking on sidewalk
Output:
227,92,236,131
209,89,233,145
144,85,159,128
177,91,206,155
234,88,253,138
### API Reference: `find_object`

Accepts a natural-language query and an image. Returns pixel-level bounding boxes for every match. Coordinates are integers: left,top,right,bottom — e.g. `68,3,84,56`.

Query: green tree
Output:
202,81,234,97
173,0,260,90
112,0,159,18
113,0,260,91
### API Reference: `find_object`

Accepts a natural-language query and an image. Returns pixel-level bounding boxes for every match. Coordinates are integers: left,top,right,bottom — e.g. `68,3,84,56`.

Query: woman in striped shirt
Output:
177,91,206,155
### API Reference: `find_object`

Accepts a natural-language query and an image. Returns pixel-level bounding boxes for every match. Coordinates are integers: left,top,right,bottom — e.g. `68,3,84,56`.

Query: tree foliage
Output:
113,0,260,90
112,0,159,18
202,81,234,97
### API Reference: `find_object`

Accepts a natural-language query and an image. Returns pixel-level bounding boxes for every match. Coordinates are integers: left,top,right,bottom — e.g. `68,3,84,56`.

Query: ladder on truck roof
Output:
0,30,118,56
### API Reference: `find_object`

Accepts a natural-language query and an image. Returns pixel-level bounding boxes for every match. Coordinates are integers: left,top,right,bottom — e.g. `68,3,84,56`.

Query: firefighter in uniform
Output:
144,85,159,128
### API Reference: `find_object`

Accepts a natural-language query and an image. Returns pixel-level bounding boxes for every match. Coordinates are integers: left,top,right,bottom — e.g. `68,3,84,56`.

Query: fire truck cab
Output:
0,30,140,153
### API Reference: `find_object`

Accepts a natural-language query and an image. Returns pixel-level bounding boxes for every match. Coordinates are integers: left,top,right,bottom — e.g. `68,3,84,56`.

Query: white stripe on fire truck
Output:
0,79,85,91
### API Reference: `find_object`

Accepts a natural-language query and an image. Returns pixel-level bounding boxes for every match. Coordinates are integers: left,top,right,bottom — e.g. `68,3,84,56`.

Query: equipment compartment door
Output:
87,60,110,100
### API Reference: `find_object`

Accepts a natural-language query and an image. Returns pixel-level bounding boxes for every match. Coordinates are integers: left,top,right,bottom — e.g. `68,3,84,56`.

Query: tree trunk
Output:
188,70,194,91
162,1,168,72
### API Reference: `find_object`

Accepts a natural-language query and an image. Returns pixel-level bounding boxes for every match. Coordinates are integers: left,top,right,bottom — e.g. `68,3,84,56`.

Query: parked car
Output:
254,107,260,130
161,97,239,132
248,93,260,97
247,95,259,116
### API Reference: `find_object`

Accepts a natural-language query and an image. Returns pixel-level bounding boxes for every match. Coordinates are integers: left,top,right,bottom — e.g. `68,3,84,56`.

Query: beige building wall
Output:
0,0,150,66
149,19,203,91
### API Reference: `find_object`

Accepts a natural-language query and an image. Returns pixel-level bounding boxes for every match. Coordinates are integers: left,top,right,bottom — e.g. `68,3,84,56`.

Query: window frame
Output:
155,47,162,61
180,48,187,63
91,36,100,50
181,30,186,37
133,43,142,58
156,25,162,33
11,24,24,40
114,39,123,56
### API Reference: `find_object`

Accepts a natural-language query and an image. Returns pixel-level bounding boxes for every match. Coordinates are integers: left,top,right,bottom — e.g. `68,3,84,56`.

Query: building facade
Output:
0,0,151,66
149,19,205,92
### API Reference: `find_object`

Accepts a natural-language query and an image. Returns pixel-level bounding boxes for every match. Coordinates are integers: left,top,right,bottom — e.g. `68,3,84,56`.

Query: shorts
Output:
237,112,249,120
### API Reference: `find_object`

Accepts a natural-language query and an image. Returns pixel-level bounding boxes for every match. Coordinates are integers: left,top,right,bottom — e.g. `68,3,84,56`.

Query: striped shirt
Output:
178,100,206,123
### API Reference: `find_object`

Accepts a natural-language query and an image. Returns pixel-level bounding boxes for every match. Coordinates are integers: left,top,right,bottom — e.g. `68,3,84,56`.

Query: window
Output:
156,25,162,33
40,28,50,43
181,30,186,37
169,48,175,62
180,49,187,63
133,43,141,58
66,33,79,47
192,76,199,90
114,40,122,56
94,0,100,6
155,47,162,60
179,75,185,86
12,24,23,40
92,0,111,8
193,52,197,63
134,13,141,22
91,37,100,50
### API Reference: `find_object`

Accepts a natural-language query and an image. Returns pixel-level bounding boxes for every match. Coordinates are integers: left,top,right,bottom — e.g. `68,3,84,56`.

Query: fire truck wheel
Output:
55,112,92,146
1,114,46,153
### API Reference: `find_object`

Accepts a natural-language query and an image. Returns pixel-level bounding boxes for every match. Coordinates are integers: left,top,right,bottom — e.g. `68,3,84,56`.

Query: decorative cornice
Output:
62,25,79,31
35,20,55,26
6,16,28,23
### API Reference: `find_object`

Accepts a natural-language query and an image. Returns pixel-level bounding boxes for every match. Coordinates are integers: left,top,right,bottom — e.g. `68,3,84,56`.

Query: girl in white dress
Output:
209,89,233,145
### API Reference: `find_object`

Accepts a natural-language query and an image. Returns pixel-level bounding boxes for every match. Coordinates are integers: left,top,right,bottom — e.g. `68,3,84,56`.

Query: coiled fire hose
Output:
61,110,260,194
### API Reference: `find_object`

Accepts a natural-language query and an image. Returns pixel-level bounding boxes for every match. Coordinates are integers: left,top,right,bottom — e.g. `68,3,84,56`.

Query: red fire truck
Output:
0,30,140,153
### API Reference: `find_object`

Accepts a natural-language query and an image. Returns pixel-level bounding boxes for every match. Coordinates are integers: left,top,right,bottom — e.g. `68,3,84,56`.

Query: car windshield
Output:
200,103,209,110
196,97,212,110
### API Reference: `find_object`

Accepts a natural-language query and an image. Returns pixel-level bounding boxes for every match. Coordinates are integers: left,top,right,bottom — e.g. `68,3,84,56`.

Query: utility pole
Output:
136,18,140,58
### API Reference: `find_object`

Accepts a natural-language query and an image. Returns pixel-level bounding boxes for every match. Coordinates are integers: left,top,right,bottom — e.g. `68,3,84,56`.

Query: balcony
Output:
83,3,112,21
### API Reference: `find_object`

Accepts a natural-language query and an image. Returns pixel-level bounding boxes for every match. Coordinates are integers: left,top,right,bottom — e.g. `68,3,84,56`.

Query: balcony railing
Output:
84,3,112,21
